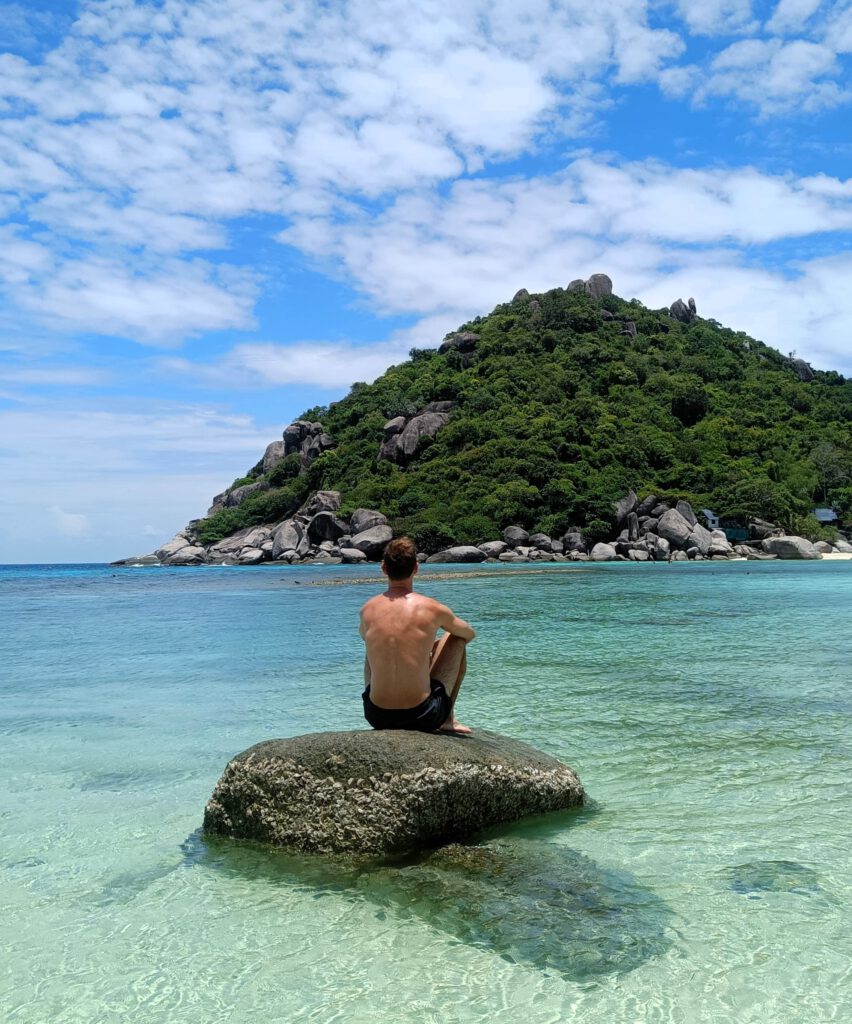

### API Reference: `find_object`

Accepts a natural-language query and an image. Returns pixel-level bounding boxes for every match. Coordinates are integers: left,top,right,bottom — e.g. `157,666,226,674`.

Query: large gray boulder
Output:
223,481,269,508
299,491,342,516
111,553,160,566
164,545,206,565
307,511,348,544
425,546,487,564
676,500,697,527
383,416,406,439
614,490,637,524
651,535,671,561
351,524,393,559
636,494,658,518
562,531,587,553
785,357,815,382
749,518,779,541
397,411,452,459
350,508,389,535
656,508,693,549
155,532,194,560
762,536,822,559
237,547,266,565
528,532,553,551
207,526,270,558
438,331,479,355
689,522,714,556
590,542,617,561
203,729,584,855
585,273,613,299
262,440,288,474
502,525,530,548
478,540,508,558
272,520,302,558
283,419,312,456
568,273,612,298
339,547,368,564
670,298,697,323
834,539,852,553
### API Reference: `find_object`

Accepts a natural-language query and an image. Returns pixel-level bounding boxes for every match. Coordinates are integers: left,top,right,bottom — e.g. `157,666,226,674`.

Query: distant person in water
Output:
360,536,476,735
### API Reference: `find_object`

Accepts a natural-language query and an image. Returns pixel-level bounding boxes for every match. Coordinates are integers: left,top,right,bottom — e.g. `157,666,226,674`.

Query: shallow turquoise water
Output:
1,560,851,1023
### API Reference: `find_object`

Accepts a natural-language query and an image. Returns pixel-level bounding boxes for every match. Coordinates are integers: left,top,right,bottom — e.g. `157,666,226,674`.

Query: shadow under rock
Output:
188,829,672,982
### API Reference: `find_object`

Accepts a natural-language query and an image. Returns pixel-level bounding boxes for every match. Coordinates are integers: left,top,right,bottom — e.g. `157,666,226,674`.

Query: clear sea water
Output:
1,560,851,1024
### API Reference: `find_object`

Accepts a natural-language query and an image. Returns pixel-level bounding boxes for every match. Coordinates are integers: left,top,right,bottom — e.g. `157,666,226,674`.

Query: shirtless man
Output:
360,536,476,735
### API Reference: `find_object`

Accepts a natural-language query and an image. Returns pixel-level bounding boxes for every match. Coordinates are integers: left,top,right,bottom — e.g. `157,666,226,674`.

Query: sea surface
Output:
1,559,850,1024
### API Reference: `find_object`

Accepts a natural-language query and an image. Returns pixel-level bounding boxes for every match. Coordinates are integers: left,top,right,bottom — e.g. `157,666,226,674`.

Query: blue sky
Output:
1,0,851,562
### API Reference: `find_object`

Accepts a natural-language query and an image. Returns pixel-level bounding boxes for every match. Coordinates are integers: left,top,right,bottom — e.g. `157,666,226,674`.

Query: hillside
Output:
191,274,852,552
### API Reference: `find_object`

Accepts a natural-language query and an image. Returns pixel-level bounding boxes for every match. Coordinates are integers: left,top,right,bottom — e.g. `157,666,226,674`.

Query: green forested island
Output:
193,276,852,551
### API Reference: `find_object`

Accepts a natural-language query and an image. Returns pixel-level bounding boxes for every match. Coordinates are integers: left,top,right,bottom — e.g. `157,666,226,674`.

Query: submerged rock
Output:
723,860,820,898
194,832,671,981
203,729,583,855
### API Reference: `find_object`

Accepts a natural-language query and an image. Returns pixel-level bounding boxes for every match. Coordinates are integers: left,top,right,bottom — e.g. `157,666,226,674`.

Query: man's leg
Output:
430,634,470,734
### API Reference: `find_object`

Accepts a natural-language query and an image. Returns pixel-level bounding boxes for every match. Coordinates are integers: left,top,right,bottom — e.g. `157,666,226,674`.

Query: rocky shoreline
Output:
114,486,852,568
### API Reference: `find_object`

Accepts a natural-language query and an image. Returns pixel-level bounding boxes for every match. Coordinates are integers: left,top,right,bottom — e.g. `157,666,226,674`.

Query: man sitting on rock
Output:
360,536,475,735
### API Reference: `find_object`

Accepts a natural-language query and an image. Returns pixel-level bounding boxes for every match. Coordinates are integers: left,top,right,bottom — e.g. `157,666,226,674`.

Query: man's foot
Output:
439,718,472,736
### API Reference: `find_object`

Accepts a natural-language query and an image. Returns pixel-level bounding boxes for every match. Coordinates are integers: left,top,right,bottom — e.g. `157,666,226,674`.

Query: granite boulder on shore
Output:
203,729,584,856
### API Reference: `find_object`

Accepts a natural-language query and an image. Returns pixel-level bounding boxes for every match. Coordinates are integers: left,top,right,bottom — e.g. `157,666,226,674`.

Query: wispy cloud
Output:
0,399,280,561
162,337,415,390
1,0,848,347
50,505,90,538
0,365,113,387
3,0,852,562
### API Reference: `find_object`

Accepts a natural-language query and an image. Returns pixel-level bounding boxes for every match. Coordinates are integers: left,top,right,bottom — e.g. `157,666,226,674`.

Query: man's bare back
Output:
359,538,475,734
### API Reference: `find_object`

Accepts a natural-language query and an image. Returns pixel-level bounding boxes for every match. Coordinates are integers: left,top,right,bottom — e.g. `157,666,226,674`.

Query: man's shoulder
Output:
411,593,449,617
360,594,382,614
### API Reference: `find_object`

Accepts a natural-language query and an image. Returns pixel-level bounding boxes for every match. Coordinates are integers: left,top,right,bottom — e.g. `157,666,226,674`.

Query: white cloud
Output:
13,257,258,343
0,365,112,387
701,36,845,112
281,157,852,314
636,249,852,372
828,4,852,51
162,337,415,390
670,0,758,36
0,0,850,348
766,0,823,35
275,155,852,377
50,506,90,538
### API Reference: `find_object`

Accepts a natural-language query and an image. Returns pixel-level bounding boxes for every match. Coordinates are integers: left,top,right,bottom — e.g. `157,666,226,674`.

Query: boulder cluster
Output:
118,490,393,567
378,401,457,463
117,485,851,567
670,297,697,323
420,492,852,564
207,418,337,518
566,273,613,299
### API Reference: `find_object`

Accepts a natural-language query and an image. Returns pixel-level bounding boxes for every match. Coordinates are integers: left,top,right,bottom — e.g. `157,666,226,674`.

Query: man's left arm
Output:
359,613,372,685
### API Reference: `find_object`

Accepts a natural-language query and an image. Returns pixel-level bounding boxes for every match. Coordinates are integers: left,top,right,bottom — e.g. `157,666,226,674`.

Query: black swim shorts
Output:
362,678,451,732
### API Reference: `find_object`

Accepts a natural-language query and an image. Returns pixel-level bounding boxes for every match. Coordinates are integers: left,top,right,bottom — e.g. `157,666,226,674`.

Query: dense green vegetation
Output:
194,286,852,550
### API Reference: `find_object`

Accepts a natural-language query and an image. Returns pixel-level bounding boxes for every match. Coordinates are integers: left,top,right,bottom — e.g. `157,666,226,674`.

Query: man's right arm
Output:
436,603,476,642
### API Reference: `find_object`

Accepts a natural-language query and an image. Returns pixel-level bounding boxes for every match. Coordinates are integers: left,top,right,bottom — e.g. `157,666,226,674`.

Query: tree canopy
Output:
195,286,852,549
